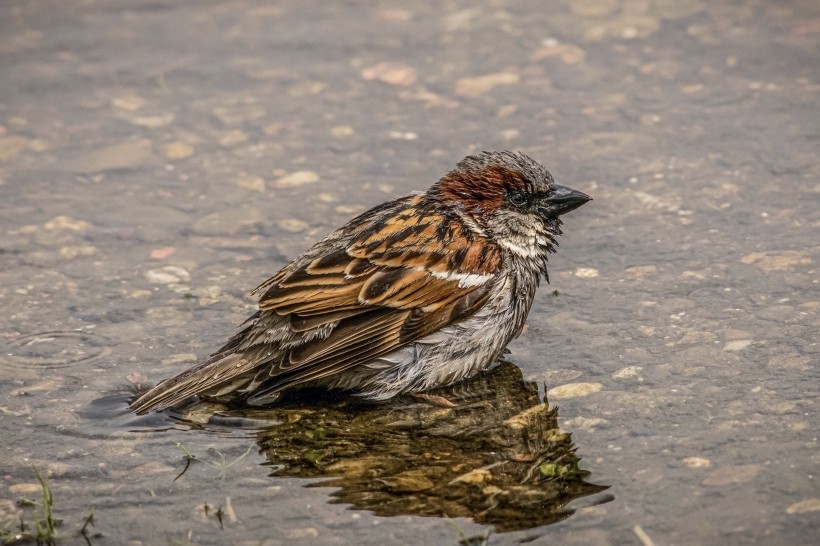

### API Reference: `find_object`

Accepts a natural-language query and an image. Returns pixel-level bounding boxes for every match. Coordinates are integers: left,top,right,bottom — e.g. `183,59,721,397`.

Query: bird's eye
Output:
509,191,527,206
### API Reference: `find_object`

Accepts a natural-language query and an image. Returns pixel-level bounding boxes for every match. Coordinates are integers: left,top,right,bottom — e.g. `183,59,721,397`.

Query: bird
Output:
129,151,591,414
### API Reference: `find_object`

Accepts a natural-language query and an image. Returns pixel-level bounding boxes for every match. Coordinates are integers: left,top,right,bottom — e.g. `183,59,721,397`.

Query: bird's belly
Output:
344,274,533,399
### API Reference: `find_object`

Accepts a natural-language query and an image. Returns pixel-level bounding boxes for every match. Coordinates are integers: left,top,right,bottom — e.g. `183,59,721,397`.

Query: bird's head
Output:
430,151,591,266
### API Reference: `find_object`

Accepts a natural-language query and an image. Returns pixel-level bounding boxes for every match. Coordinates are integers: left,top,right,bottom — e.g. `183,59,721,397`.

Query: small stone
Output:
0,136,30,162
740,251,812,272
59,245,96,259
236,175,266,192
10,483,42,494
163,141,194,160
128,113,175,128
388,131,418,140
284,528,319,539
219,130,249,147
682,84,704,93
145,266,191,284
531,42,586,64
0,499,21,521
263,123,281,136
192,285,222,305
548,382,602,399
574,267,599,279
335,204,365,215
278,218,310,232
331,125,354,137
162,353,198,365
455,72,519,97
683,457,711,468
613,366,642,379
499,129,519,140
786,499,820,514
274,171,319,188
44,215,91,232
112,95,146,111
150,247,177,260
723,340,752,352
701,464,760,487
361,62,418,86
624,265,656,279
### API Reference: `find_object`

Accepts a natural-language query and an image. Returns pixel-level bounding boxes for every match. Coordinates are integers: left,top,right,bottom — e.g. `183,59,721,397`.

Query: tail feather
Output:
129,352,259,414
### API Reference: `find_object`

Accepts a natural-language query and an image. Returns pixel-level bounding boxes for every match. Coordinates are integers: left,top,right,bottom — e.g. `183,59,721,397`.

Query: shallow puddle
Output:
1,0,818,545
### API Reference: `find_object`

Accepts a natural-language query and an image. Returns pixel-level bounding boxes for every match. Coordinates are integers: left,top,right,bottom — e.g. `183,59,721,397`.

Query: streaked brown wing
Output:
249,202,501,391
129,197,502,414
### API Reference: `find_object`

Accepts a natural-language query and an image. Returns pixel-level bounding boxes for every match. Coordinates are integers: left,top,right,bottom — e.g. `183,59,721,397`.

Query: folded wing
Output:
130,196,502,413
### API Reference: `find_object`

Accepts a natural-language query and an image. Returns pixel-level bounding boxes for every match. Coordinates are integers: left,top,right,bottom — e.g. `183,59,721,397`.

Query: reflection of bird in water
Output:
130,152,591,414
171,361,610,533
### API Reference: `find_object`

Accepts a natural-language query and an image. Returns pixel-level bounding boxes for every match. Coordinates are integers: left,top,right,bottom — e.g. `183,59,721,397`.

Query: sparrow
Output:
130,151,591,414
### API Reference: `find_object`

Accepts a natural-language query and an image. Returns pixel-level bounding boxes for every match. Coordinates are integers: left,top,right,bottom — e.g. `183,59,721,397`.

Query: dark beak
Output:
539,185,592,218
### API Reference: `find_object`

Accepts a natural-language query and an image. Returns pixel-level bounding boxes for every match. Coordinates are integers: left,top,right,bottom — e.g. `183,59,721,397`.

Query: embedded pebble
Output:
219,130,249,147
531,41,586,64
786,499,820,514
574,267,600,279
335,204,365,215
740,251,812,272
191,285,223,305
0,136,30,162
59,245,96,259
547,382,603,399
128,113,175,128
624,265,656,279
274,171,319,188
161,353,198,365
235,175,266,192
111,95,146,111
683,457,711,468
150,246,177,260
284,528,320,539
723,340,752,352
331,125,354,137
163,141,194,159
0,499,20,521
9,483,42,494
44,215,91,232
145,265,191,284
278,218,310,232
455,72,519,97
613,366,642,379
361,62,418,86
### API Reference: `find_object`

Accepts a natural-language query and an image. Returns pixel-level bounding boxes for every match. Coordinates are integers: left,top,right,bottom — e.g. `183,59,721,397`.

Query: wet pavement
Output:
1,0,818,544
